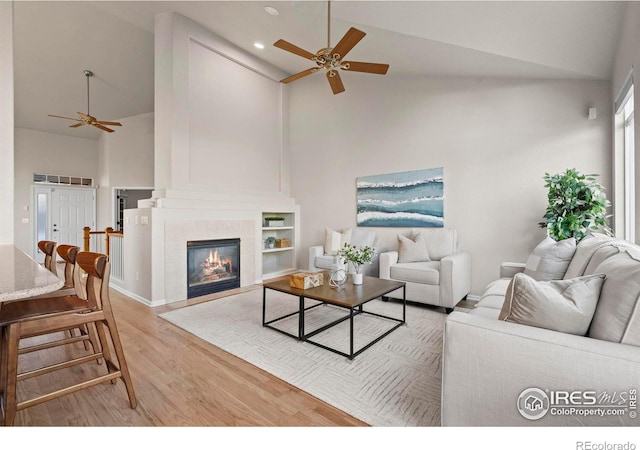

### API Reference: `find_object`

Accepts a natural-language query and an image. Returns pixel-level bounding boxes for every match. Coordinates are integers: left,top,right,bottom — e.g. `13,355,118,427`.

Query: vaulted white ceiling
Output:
13,1,627,140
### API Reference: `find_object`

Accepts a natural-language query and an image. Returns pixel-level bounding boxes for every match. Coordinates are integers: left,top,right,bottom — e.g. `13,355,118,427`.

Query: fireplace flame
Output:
203,249,233,273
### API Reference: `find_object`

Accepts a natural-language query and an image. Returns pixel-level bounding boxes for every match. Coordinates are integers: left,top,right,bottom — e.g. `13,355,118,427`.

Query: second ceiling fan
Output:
274,1,389,95
49,70,122,133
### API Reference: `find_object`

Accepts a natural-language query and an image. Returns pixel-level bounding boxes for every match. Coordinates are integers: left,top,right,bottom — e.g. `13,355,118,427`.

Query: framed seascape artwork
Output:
356,167,444,227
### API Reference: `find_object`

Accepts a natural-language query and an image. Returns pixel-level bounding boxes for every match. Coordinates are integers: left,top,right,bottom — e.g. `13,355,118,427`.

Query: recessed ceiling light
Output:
254,42,265,49
264,6,279,16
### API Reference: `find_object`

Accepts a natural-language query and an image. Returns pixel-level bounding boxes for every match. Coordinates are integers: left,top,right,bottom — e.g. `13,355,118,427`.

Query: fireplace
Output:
187,238,240,298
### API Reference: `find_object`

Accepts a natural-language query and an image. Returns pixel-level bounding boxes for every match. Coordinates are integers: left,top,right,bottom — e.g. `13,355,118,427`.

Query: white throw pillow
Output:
524,237,576,281
324,228,351,256
397,233,431,263
499,272,605,336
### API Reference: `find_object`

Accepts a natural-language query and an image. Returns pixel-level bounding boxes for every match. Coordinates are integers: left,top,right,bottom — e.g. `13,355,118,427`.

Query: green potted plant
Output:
264,236,276,249
264,216,285,227
538,168,612,242
337,243,376,285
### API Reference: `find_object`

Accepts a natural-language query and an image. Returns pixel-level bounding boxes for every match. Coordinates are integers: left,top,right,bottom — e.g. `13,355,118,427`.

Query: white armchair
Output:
379,228,470,311
308,228,384,277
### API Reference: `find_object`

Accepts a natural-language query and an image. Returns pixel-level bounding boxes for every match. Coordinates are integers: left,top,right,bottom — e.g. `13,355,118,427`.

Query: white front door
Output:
33,186,96,262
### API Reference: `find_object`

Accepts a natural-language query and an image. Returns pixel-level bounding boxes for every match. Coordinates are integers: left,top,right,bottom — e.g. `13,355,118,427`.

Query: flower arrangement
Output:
337,243,375,274
538,168,611,242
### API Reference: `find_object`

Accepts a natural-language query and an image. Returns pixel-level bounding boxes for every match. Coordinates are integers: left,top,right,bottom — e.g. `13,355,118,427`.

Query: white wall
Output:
13,128,99,255
0,2,14,244
187,42,282,194
154,12,289,196
122,207,152,303
97,112,154,229
289,75,611,296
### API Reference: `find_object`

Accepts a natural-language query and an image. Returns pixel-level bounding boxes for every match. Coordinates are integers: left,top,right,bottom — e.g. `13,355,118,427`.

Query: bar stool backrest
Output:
75,252,110,311
56,245,79,289
37,240,57,277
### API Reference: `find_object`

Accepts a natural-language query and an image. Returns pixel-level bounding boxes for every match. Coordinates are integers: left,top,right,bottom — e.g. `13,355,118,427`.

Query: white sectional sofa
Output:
442,233,640,426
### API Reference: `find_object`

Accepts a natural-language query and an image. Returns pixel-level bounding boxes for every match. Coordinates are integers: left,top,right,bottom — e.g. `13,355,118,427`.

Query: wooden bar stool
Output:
37,240,58,277
0,252,137,426
18,245,100,355
28,244,78,298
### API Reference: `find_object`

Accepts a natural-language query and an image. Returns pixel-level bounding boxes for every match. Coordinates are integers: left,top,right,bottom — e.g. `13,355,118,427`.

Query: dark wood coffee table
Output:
262,275,406,359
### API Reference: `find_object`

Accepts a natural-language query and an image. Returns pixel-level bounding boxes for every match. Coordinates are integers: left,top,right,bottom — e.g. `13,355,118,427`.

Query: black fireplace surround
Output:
187,238,240,299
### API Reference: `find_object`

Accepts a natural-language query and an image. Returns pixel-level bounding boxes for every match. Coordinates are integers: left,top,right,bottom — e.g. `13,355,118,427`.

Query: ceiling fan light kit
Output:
48,69,122,133
274,1,389,95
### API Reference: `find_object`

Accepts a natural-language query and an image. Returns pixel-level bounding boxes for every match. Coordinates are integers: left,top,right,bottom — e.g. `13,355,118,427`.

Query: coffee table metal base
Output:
262,284,406,360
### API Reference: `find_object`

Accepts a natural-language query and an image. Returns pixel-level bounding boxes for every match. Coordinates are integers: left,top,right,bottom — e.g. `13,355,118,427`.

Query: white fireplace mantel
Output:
121,195,299,307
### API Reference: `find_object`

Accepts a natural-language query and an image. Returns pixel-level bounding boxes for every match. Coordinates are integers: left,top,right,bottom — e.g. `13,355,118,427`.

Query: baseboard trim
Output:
109,283,165,308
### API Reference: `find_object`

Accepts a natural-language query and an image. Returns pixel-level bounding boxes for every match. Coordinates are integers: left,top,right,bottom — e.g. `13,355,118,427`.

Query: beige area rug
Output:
159,288,446,426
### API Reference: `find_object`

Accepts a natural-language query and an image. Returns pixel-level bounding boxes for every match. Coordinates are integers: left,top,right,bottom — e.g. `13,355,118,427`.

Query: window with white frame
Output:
615,74,636,243
622,86,635,242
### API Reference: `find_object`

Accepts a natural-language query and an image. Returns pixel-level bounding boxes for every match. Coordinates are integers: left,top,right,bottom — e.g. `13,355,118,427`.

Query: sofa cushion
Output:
324,228,351,255
563,232,615,279
499,272,605,336
588,249,640,344
524,237,576,281
314,254,337,270
583,245,620,276
476,279,513,310
397,233,431,263
390,261,440,284
470,306,501,320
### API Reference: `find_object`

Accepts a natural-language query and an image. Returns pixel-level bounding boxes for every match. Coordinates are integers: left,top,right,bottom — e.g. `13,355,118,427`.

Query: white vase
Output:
352,273,363,285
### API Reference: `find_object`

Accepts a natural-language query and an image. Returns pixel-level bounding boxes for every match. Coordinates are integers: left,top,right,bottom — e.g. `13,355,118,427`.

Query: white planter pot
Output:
352,273,363,285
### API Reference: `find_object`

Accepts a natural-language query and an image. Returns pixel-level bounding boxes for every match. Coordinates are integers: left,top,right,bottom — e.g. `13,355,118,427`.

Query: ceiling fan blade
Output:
342,61,389,75
48,114,81,122
95,120,122,126
69,123,84,128
331,27,366,61
274,39,316,61
327,71,345,95
92,123,115,133
281,67,320,84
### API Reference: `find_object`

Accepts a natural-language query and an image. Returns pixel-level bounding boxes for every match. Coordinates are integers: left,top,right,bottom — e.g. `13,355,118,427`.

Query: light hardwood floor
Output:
11,283,366,426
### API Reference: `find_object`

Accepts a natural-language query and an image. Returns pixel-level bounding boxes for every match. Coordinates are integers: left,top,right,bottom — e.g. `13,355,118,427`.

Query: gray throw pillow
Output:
524,237,576,281
397,233,431,263
499,272,606,335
